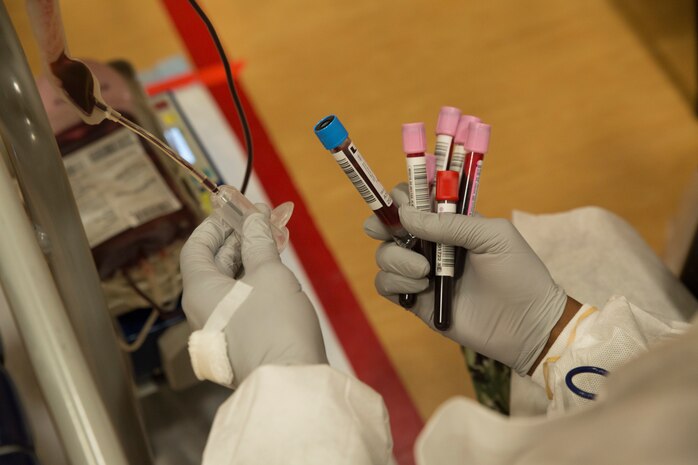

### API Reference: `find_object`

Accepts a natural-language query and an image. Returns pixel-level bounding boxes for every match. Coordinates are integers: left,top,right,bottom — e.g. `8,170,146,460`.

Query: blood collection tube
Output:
314,115,418,308
457,122,491,217
454,122,491,280
403,123,434,272
434,171,459,331
403,123,431,213
434,106,461,172
449,115,481,184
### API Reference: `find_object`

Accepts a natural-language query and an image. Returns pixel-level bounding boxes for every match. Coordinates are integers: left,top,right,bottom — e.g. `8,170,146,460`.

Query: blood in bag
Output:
38,60,198,279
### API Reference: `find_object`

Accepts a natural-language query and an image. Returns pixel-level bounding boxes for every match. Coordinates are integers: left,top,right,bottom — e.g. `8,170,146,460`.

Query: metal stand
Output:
0,3,152,464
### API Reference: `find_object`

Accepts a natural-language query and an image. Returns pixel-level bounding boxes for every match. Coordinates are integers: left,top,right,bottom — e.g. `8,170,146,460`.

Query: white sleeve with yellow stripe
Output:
530,296,689,415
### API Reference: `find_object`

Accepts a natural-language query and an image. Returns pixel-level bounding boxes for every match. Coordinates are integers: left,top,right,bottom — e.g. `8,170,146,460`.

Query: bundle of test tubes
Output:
403,108,491,330
313,110,491,328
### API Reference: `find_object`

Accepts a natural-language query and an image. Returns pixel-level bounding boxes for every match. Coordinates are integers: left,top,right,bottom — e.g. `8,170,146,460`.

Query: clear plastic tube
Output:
100,103,220,193
212,185,293,252
100,104,293,251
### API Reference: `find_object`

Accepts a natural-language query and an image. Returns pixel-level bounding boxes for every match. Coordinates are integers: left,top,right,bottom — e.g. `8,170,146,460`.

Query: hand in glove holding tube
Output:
364,184,580,376
180,206,327,388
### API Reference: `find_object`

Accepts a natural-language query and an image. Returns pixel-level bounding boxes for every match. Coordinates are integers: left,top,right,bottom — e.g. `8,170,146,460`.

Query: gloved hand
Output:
180,206,327,387
364,184,568,375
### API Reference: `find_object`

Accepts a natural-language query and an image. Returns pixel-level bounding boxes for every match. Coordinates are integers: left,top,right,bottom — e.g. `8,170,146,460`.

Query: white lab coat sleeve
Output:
201,364,392,465
416,302,697,465
529,296,690,415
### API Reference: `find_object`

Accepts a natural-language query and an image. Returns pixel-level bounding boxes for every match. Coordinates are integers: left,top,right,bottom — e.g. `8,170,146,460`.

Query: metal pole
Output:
0,3,152,463
0,139,129,465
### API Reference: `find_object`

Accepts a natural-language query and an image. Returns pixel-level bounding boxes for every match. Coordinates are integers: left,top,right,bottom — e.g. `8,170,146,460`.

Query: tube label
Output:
434,134,453,172
62,128,181,247
406,156,430,212
466,160,483,215
334,144,392,211
449,144,466,178
435,202,456,277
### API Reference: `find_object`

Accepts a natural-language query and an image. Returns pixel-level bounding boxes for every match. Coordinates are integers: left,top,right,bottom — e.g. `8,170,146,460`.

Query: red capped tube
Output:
434,171,459,331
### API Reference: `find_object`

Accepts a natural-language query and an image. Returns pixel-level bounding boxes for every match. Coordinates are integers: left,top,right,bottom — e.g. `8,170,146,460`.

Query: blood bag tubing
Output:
211,185,293,253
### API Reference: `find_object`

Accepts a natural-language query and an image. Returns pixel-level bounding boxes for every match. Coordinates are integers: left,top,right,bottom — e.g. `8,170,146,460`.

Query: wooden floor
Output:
8,0,697,421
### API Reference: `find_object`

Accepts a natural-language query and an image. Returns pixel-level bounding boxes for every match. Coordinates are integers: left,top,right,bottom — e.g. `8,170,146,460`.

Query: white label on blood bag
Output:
466,160,483,215
333,144,392,211
449,144,466,178
435,202,456,277
434,134,453,172
406,157,430,212
63,128,182,247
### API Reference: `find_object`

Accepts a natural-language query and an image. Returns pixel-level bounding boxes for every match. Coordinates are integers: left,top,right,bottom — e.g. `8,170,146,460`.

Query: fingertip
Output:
390,183,410,207
363,215,393,241
241,211,280,272
214,231,242,278
398,205,425,235
374,271,429,296
375,242,430,278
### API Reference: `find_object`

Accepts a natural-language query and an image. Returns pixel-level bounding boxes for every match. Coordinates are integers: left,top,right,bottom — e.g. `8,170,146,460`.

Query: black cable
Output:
187,0,254,195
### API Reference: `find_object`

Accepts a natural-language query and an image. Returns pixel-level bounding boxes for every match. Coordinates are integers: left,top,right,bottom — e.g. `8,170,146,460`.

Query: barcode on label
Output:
436,244,455,276
131,201,176,224
466,160,483,215
407,159,431,212
450,144,466,175
336,155,378,206
434,134,452,172
89,132,134,163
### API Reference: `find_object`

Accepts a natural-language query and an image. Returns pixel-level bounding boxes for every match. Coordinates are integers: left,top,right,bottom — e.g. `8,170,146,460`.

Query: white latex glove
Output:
180,206,327,387
364,184,568,375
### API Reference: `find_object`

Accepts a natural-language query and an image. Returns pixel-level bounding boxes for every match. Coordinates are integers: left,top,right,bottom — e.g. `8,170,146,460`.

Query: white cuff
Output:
189,330,234,386
187,281,253,387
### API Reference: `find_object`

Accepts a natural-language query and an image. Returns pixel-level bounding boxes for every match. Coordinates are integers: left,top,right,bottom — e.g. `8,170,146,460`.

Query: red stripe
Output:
161,2,424,463
144,62,245,96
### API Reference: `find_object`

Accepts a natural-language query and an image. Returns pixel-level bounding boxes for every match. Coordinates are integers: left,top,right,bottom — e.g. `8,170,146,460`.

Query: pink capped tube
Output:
454,122,491,280
434,106,461,172
450,115,481,184
402,123,431,213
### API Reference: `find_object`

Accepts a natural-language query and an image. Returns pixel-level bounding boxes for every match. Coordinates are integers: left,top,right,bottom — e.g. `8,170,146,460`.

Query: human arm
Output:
365,184,691,409
416,306,696,464
180,209,393,464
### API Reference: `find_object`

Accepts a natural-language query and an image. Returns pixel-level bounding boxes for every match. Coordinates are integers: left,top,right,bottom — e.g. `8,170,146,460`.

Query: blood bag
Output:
37,60,199,280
